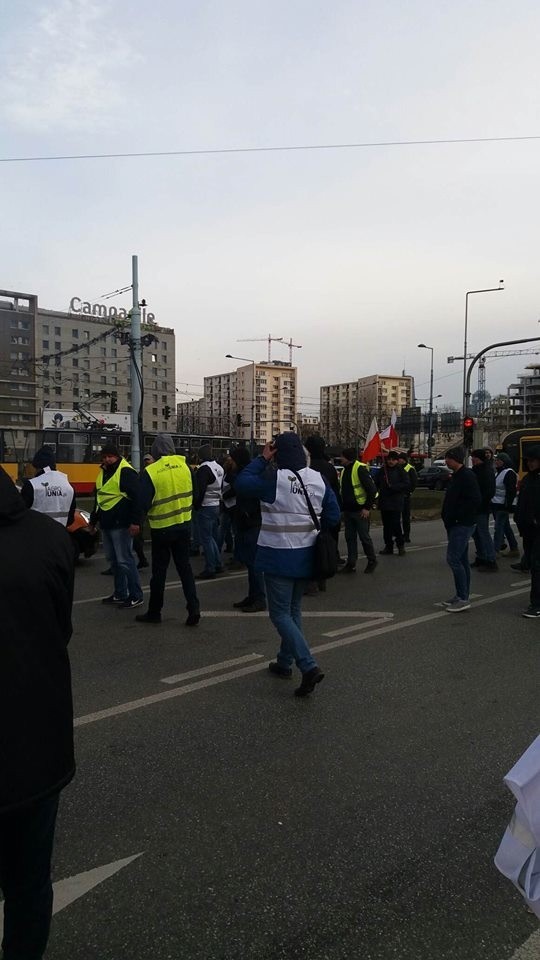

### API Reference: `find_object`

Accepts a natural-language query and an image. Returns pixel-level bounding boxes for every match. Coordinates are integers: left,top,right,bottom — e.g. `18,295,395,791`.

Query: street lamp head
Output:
417,343,432,350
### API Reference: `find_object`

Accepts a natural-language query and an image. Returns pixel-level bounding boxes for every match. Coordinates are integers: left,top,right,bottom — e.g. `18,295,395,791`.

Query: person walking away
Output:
218,455,236,559
88,443,144,608
375,451,410,555
136,434,200,626
0,466,75,960
470,449,497,571
397,451,417,543
441,446,481,612
513,446,540,617
492,452,519,558
193,444,224,579
338,446,378,573
20,446,76,528
304,435,342,590
235,432,340,696
229,447,266,612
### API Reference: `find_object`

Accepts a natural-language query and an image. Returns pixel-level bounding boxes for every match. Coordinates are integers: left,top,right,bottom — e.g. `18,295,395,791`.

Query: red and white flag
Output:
379,409,399,452
361,417,381,462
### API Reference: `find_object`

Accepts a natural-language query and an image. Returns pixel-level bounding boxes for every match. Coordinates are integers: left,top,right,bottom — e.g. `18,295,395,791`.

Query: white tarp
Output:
494,734,540,917
42,409,131,431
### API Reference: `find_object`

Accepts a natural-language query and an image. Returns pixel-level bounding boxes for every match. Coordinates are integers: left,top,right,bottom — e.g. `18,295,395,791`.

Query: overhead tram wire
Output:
1,134,540,165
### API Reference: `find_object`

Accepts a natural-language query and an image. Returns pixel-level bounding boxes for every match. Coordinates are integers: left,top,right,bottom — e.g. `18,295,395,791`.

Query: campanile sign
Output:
69,296,156,323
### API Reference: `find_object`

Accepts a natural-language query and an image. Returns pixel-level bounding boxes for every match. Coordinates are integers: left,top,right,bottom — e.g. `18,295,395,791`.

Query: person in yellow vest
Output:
338,447,378,573
88,443,144,608
136,434,200,626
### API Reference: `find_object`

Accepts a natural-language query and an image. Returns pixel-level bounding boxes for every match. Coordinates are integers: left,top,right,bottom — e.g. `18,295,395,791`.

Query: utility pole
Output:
130,255,142,470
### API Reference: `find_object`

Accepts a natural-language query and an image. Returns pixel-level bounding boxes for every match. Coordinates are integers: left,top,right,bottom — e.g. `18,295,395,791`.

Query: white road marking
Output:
508,927,540,959
73,586,530,728
73,573,246,605
511,580,531,587
161,653,263,685
0,854,142,922
197,610,394,618
322,618,393,638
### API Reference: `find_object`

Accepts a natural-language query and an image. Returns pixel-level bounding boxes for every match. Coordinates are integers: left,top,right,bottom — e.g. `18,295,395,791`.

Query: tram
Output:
501,428,540,478
0,427,241,493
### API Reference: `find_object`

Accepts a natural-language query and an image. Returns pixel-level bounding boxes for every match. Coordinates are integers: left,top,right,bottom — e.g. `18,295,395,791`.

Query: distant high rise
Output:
204,360,297,443
320,374,414,445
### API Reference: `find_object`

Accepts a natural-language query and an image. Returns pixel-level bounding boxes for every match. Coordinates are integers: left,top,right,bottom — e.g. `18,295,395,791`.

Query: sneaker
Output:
477,561,498,572
119,598,144,609
233,597,250,609
195,571,216,580
135,611,162,623
522,606,540,618
101,595,126,604
339,563,357,574
445,598,471,613
294,667,325,697
379,548,394,555
241,600,267,612
337,557,347,567
441,597,458,606
364,560,377,573
397,546,406,556
507,549,520,558
137,559,149,570
268,661,292,678
470,559,485,568
101,568,113,576
511,562,529,573
185,612,201,626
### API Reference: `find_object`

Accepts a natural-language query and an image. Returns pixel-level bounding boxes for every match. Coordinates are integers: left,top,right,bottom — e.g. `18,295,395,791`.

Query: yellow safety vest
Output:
340,460,370,506
96,457,135,511
145,455,193,529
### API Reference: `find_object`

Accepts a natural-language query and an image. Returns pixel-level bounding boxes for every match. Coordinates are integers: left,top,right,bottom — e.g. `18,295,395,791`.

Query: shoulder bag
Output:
292,470,339,580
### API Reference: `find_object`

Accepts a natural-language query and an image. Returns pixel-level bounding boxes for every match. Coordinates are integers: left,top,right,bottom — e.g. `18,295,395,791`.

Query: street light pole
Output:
462,282,504,415
418,344,434,460
225,353,256,455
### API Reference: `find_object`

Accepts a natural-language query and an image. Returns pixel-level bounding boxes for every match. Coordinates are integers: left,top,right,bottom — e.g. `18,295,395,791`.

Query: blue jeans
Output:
446,524,476,601
247,563,266,604
0,793,59,960
216,510,234,552
102,527,143,601
472,512,496,563
197,506,222,574
264,574,317,674
493,511,518,552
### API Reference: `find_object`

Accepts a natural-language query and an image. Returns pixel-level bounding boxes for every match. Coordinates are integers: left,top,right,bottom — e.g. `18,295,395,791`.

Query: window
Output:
82,359,89,370
72,358,78,367
100,348,106,356
72,329,79,339
42,340,49,349
55,326,61,336
111,348,117,358
73,388,79,397
100,376,107,384
151,354,157,363
11,336,29,345
83,331,90,340
43,325,49,334
152,407,158,416
152,421,158,430
44,387,50,396
55,388,62,396
55,342,61,351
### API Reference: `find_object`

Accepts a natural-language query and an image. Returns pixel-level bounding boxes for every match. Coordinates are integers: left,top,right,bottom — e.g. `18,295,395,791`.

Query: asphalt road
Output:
43,519,538,959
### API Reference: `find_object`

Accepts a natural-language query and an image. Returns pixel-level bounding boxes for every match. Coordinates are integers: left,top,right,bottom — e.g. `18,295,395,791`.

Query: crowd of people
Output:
2,431,540,958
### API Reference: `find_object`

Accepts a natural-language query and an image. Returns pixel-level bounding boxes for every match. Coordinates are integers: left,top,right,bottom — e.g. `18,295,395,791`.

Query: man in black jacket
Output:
339,446,378,572
471,449,497,571
441,447,481,612
375,451,410,556
0,466,75,960
514,445,540,617
397,451,417,543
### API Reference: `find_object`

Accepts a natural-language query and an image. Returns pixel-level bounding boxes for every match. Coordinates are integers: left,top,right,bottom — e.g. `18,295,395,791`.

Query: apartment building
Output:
177,397,207,434
320,373,414,445
0,288,176,434
204,360,297,445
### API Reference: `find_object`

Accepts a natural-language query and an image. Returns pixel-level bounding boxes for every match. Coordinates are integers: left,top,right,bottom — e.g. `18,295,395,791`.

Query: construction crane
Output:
448,348,540,414
236,334,283,362
282,338,302,364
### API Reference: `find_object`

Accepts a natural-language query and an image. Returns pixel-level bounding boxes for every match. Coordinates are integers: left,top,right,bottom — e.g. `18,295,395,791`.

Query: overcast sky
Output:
2,0,540,417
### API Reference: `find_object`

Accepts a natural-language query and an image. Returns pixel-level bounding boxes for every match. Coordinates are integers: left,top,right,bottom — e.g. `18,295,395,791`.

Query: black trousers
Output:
381,510,405,549
148,525,199,616
523,531,540,607
401,495,411,539
0,792,59,960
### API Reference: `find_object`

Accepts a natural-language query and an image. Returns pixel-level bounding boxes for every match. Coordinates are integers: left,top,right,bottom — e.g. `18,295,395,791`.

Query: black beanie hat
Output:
101,443,120,457
32,446,56,470
446,446,465,464
471,448,487,462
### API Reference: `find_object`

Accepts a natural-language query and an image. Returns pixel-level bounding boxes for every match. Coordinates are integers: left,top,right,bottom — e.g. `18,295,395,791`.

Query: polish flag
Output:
379,409,399,452
361,417,381,462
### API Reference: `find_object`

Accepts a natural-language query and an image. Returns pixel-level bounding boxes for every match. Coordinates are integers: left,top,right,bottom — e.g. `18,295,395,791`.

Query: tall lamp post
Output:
418,343,435,460
225,353,256,455
462,281,504,415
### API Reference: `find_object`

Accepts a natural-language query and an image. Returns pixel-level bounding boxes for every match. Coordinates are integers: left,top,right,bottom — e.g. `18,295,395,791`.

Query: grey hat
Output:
150,434,175,460
445,446,466,464
494,451,513,466
197,444,212,462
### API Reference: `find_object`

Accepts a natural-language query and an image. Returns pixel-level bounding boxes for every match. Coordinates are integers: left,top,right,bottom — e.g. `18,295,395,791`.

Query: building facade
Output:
320,373,414,445
203,360,297,445
177,397,207,434
0,287,176,435
508,364,540,425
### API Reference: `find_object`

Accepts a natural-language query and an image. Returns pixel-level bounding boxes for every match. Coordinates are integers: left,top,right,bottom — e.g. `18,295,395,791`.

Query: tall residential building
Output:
508,363,540,425
320,373,414,446
177,397,207,434
204,360,297,444
0,287,176,435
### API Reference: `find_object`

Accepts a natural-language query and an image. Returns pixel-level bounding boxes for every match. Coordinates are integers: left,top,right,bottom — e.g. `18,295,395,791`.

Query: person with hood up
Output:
193,444,224,579
375,451,410,555
0,466,75,960
470,448,497,571
229,447,266,612
491,451,519,558
514,445,540,617
137,434,200,626
235,432,340,697
88,443,144,608
20,445,76,528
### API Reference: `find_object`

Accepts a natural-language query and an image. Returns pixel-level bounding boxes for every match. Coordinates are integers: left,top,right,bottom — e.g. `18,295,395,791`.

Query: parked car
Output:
416,465,452,491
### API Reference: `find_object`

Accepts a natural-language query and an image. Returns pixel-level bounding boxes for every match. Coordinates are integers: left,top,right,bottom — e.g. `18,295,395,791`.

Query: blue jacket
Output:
235,456,341,578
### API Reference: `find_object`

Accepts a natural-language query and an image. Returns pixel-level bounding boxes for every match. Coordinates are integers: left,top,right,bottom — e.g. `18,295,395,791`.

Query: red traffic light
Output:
463,417,475,428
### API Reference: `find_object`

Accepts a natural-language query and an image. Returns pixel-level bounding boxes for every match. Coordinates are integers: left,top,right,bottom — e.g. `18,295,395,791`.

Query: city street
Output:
43,520,538,959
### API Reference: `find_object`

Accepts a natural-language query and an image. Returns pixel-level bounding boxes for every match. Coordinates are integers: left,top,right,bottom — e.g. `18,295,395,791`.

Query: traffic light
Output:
110,390,118,413
162,405,171,420
236,414,242,426
463,416,475,446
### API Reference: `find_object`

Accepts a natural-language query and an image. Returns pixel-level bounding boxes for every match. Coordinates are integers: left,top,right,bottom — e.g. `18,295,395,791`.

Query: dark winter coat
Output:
0,467,75,814
375,464,410,512
514,469,540,536
472,462,496,514
441,466,481,529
